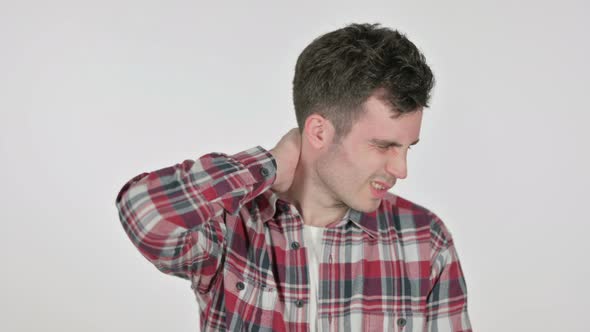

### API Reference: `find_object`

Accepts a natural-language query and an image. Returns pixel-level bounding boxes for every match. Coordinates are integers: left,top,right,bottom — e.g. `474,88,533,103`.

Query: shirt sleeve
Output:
115,146,276,291
426,222,472,331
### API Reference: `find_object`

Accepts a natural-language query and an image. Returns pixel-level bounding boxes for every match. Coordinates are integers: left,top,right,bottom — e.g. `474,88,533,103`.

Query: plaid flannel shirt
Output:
115,146,472,331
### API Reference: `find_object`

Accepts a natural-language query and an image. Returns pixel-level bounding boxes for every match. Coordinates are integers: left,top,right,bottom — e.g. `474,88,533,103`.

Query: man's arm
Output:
115,129,301,293
115,146,276,291
426,218,472,331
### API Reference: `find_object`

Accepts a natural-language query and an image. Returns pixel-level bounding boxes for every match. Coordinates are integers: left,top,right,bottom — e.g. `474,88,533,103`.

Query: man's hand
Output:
269,128,301,193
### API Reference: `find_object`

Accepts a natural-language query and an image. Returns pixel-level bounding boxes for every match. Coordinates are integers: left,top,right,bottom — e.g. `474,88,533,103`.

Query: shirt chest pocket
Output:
365,312,426,332
224,266,278,331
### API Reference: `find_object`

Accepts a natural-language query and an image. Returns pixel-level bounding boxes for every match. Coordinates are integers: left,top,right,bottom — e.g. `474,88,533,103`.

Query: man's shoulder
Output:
381,191,431,214
379,192,455,246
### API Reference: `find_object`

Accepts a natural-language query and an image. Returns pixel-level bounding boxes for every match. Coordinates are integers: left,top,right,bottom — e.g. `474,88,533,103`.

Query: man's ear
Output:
303,114,335,150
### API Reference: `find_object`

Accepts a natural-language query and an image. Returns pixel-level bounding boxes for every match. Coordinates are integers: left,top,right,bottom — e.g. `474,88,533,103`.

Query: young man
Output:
116,23,472,331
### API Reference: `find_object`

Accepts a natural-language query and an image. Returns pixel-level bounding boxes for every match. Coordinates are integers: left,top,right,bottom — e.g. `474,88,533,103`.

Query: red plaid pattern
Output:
116,146,472,331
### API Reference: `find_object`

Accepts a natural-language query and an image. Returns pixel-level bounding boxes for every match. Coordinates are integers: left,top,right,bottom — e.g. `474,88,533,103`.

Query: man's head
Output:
293,23,434,142
293,23,434,213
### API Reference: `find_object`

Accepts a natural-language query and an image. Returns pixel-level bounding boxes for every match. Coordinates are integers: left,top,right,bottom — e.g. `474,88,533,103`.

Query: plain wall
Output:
1,0,589,331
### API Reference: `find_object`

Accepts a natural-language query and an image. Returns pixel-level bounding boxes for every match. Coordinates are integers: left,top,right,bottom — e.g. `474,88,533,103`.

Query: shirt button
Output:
236,282,245,291
280,203,290,213
260,167,270,177
290,241,300,250
397,318,407,327
294,299,304,308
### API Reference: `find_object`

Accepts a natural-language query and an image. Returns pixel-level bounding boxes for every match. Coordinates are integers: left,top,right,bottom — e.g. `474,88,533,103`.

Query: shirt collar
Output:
257,190,280,222
258,190,379,239
346,208,379,239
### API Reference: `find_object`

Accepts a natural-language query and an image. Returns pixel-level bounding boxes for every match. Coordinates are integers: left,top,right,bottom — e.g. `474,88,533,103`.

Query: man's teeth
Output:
371,182,386,190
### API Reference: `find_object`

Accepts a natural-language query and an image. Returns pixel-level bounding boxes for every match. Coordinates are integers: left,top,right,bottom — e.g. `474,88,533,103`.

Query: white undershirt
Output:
303,225,324,332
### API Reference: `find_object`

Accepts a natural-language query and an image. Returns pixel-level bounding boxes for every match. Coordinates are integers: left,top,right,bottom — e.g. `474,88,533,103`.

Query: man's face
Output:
315,95,423,212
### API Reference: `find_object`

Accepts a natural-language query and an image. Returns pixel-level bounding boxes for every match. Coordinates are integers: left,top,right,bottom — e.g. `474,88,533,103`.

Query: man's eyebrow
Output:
370,138,420,147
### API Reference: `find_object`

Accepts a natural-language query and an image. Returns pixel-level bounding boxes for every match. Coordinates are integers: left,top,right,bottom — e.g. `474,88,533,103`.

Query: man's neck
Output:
278,158,349,227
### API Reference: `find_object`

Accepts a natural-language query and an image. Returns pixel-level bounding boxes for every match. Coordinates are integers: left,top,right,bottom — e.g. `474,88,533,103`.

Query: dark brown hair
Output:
293,23,435,140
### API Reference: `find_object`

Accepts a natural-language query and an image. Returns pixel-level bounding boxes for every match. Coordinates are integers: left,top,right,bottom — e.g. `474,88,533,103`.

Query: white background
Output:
1,1,589,331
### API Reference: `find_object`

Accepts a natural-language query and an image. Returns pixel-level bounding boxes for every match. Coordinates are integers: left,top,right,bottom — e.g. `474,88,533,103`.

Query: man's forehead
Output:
350,107,422,142
354,107,422,129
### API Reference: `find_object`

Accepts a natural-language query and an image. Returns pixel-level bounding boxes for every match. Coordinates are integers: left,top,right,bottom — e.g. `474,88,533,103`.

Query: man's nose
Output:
385,151,408,180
